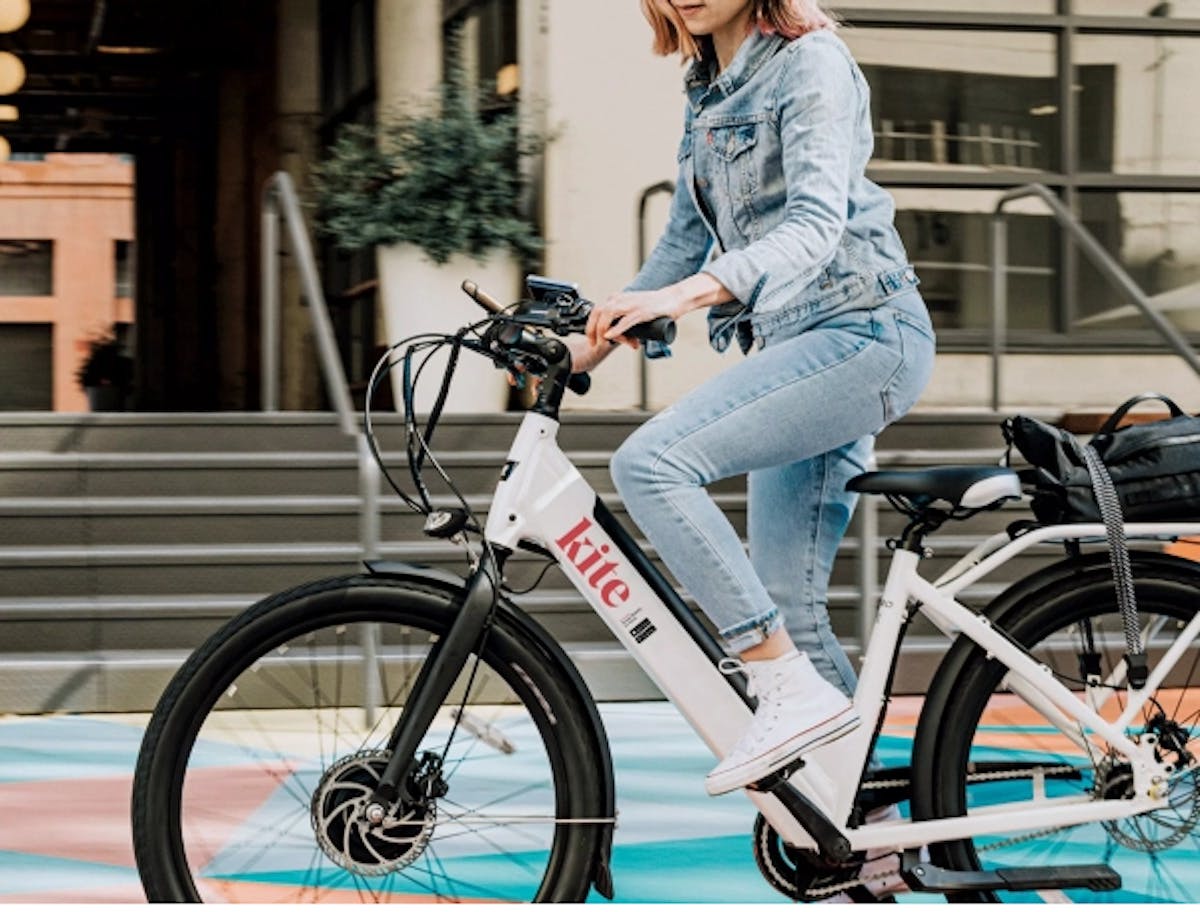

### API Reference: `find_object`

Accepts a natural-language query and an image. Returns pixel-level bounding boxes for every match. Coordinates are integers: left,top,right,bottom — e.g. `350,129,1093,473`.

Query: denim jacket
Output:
628,28,915,355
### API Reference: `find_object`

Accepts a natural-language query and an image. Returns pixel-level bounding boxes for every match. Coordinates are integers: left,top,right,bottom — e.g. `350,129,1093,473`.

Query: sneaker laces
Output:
718,657,757,697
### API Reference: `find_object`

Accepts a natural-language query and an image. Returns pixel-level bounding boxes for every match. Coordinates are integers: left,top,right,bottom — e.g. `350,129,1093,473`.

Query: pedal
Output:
746,757,806,792
901,853,1120,894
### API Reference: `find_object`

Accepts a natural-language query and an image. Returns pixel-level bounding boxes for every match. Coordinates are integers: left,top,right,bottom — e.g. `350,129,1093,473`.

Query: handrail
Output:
262,171,357,435
990,183,1200,412
636,181,676,411
262,172,383,721
260,171,380,555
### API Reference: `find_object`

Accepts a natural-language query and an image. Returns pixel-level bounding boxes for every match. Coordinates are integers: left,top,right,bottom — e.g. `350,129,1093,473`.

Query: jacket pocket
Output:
707,123,761,243
880,301,936,423
709,123,757,163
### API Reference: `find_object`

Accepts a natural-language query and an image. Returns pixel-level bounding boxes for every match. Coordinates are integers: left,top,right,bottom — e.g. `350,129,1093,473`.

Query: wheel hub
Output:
310,749,437,876
1096,731,1200,853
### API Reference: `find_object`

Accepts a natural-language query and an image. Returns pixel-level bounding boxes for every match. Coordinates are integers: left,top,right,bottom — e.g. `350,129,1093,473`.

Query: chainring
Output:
752,813,866,902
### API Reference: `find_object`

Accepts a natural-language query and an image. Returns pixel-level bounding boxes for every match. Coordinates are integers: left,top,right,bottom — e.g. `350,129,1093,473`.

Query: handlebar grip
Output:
624,316,677,345
567,372,592,396
461,279,505,314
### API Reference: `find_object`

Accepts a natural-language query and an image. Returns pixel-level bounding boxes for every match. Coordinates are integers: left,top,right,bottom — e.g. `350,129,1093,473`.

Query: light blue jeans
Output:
611,289,935,697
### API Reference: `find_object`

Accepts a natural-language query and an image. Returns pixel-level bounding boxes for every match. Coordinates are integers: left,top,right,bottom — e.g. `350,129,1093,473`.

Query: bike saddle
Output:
847,466,1021,510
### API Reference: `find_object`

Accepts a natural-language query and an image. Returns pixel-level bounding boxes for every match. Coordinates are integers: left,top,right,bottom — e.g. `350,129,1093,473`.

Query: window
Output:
1076,35,1200,174
444,0,519,109
891,189,1060,334
1074,0,1200,15
0,324,52,410
319,0,377,135
0,241,53,297
837,0,1053,11
115,240,134,299
845,30,1060,173
837,6,1200,349
1075,192,1200,328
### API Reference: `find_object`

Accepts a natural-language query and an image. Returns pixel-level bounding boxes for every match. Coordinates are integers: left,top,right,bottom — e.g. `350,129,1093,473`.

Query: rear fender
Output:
911,549,1200,825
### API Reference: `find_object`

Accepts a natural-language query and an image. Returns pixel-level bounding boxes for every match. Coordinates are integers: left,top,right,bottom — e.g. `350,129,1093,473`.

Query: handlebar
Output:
461,278,674,398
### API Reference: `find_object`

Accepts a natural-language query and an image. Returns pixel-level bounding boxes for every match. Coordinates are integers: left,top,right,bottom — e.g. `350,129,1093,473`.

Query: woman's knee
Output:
610,430,653,499
610,421,691,499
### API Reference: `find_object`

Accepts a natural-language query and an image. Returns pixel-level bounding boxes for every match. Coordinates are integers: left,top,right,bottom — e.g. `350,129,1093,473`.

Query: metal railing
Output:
989,183,1200,413
261,171,381,567
262,171,384,721
637,180,676,412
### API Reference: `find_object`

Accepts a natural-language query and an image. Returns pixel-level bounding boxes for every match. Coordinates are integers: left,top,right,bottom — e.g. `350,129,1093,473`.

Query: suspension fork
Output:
364,554,501,816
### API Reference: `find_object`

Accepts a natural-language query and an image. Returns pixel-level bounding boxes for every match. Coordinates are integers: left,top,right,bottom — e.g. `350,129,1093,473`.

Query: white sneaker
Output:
705,650,860,797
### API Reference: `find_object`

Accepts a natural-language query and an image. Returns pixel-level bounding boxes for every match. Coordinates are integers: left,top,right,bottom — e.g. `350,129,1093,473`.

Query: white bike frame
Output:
483,411,1200,855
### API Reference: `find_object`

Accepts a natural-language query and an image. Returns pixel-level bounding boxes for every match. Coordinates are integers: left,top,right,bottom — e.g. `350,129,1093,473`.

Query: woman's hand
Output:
506,334,614,390
585,274,734,348
564,335,612,374
586,288,684,349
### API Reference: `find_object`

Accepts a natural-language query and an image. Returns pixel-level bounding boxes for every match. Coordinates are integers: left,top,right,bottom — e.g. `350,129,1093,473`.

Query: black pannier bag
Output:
1003,392,1200,525
1003,392,1200,690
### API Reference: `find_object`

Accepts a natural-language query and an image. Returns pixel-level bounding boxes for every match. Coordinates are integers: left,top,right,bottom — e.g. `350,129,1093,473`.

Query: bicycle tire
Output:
912,552,1200,903
131,574,607,903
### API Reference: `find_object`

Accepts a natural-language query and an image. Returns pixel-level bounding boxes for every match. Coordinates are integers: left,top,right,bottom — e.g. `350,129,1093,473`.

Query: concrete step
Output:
0,484,1033,547
0,408,1052,714
0,408,1034,455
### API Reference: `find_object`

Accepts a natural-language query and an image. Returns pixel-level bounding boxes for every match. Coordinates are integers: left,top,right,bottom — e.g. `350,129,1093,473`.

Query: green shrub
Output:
314,87,542,266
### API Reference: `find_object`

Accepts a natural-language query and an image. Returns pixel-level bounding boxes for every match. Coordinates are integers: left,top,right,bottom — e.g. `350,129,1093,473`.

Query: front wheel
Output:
131,575,608,902
914,555,1200,903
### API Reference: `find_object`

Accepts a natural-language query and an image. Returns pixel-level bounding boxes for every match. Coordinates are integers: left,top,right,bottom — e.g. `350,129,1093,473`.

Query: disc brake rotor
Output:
310,749,436,876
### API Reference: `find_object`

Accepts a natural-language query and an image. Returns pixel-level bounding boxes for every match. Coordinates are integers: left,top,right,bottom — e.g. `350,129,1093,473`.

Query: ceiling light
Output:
96,46,164,56
0,104,15,121
0,0,30,34
0,51,24,95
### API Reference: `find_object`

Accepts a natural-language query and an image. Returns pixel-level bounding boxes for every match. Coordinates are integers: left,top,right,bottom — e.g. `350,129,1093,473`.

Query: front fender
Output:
364,559,617,900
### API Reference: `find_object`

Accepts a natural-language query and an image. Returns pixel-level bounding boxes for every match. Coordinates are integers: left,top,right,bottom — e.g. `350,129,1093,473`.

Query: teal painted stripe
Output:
0,849,139,894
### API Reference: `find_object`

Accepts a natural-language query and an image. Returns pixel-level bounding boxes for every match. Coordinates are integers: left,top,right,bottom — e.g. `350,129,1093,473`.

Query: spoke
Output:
334,627,347,765
1149,849,1190,900
440,778,552,819
305,633,327,767
425,842,461,902
1171,644,1200,723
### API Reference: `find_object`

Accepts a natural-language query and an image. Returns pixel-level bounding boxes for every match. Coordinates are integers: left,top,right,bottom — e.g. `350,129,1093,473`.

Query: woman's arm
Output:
591,36,861,347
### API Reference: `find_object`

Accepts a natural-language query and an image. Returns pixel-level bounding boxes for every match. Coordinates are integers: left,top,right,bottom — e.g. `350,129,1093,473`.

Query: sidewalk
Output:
0,699,926,904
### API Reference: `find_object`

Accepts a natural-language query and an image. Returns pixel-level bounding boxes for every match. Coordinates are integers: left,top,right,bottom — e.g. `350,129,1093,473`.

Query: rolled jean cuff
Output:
720,610,783,654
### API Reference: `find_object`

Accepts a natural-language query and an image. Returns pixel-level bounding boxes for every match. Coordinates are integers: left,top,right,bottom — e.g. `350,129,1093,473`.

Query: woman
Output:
572,0,935,799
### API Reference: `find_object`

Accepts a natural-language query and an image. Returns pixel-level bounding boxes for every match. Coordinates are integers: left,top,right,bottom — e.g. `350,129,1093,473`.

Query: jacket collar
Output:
685,28,786,108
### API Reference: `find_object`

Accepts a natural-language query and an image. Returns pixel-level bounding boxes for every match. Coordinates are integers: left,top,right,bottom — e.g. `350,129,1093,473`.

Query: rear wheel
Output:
916,558,1200,903
131,576,607,902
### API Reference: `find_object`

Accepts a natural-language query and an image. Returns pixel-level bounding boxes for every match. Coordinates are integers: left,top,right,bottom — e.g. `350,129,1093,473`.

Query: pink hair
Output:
641,1,838,60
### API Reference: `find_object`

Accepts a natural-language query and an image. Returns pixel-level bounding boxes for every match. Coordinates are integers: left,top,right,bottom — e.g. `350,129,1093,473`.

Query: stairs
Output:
0,409,1063,712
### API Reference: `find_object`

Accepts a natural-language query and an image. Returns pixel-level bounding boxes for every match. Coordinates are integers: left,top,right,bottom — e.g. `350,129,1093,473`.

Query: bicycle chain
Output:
787,764,1083,901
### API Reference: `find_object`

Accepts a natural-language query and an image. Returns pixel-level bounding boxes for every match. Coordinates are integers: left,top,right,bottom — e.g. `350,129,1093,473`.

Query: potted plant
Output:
314,80,542,413
77,327,133,412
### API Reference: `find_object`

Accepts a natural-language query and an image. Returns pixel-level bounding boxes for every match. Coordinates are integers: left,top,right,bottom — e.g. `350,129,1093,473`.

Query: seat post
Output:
897,513,943,555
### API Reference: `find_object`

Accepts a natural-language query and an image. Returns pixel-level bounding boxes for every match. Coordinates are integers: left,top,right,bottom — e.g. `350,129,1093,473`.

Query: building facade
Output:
3,1,1199,413
0,153,133,411
527,0,1200,410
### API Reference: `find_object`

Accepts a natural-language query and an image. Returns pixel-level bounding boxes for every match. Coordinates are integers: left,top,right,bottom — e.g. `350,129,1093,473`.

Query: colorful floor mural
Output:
0,701,920,904
0,696,1194,903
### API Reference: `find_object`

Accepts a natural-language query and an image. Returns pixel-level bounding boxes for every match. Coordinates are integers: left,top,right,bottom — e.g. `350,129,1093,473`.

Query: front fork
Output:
363,555,501,819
